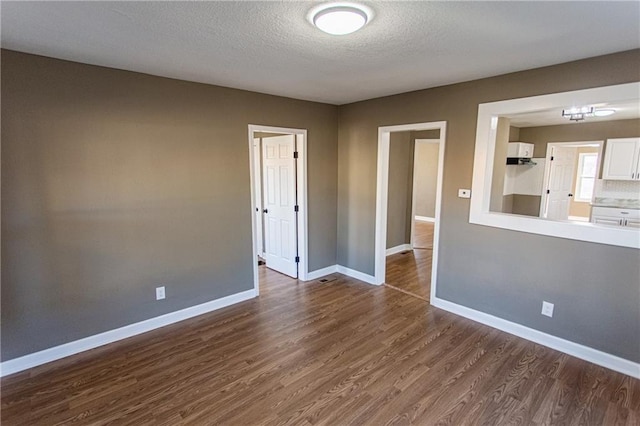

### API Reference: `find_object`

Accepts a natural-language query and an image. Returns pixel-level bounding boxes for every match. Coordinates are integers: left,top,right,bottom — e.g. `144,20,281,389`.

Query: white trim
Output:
296,133,309,281
253,138,264,258
386,244,412,256
469,82,640,249
375,122,447,305
248,125,309,290
0,289,257,377
374,129,391,285
305,265,338,281
431,296,640,379
415,216,435,223
336,265,378,285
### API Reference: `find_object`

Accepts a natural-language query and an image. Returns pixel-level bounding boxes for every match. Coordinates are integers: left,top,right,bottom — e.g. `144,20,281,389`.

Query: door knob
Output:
568,193,573,197
263,209,268,214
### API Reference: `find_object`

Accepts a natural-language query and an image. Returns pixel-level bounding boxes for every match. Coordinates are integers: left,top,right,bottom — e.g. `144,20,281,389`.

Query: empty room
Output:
1,2,639,425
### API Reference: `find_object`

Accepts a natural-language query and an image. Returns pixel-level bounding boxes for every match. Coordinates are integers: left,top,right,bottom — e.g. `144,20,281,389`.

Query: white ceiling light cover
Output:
594,109,616,117
311,3,372,35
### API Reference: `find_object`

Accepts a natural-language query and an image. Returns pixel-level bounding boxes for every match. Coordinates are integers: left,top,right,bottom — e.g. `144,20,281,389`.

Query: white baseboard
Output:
415,216,435,222
305,265,338,281
386,244,412,256
0,289,257,377
431,296,640,379
336,265,378,285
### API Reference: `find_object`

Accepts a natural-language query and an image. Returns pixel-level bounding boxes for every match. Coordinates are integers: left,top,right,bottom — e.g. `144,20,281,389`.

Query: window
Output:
575,153,598,202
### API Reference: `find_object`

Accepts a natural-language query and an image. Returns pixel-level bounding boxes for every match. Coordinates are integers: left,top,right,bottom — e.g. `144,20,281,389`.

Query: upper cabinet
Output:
602,137,640,180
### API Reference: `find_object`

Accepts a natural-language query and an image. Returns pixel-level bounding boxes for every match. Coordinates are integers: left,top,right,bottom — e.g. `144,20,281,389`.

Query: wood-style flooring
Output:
2,263,639,425
412,220,434,250
386,221,434,300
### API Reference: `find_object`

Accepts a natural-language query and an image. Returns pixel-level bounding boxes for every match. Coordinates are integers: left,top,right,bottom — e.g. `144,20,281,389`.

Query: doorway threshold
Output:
384,283,429,302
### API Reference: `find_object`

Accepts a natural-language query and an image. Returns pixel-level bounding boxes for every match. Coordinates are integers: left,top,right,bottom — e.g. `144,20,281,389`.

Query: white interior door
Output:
253,138,264,257
544,146,577,220
262,135,298,278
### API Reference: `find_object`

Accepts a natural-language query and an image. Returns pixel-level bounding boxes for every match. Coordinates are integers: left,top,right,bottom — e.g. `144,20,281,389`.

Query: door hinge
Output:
294,205,299,212
550,156,554,161
293,151,299,159
546,189,550,194
295,256,300,263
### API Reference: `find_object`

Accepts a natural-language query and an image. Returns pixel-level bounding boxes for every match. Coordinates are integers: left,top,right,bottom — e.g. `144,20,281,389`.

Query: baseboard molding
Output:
386,244,412,256
415,216,435,222
305,265,338,281
0,289,257,377
336,265,379,285
431,296,640,379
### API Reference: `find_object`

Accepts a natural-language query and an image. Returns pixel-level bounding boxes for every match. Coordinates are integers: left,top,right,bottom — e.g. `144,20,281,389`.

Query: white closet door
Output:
262,135,297,278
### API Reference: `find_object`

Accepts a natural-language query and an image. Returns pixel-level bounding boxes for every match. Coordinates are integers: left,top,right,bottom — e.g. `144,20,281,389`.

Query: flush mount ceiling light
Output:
562,106,617,122
562,106,594,122
311,4,370,35
593,109,616,117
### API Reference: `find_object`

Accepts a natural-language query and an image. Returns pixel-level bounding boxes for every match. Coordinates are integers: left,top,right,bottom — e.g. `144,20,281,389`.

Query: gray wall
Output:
3,48,640,365
337,49,640,362
512,195,542,216
1,50,339,360
413,141,439,218
386,131,413,249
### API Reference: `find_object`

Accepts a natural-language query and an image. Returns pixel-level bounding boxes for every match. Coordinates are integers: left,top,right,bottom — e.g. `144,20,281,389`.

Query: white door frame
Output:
539,140,603,218
409,138,440,248
374,121,447,303
253,138,264,257
248,125,308,295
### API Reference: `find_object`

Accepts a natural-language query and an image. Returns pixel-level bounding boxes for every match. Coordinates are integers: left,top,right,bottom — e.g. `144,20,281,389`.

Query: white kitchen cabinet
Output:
507,142,534,158
602,138,640,180
591,206,640,227
625,218,640,228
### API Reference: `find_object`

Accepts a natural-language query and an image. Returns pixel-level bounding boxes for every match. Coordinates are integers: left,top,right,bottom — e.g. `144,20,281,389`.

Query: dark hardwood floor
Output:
386,221,434,300
2,262,639,425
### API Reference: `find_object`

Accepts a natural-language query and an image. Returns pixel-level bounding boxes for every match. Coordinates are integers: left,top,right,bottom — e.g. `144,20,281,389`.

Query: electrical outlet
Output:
458,189,471,198
541,301,554,317
156,286,166,300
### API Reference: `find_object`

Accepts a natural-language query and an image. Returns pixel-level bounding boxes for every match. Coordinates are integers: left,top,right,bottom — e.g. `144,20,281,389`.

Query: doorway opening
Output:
410,139,439,251
374,121,446,302
248,125,308,295
540,141,603,222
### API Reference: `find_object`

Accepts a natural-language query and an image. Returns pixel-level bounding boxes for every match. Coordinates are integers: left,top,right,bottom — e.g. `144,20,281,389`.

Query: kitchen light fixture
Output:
562,106,594,122
312,4,370,35
593,109,616,117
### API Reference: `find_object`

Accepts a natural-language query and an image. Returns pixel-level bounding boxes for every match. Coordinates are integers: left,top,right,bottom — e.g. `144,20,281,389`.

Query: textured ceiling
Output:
1,1,639,105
